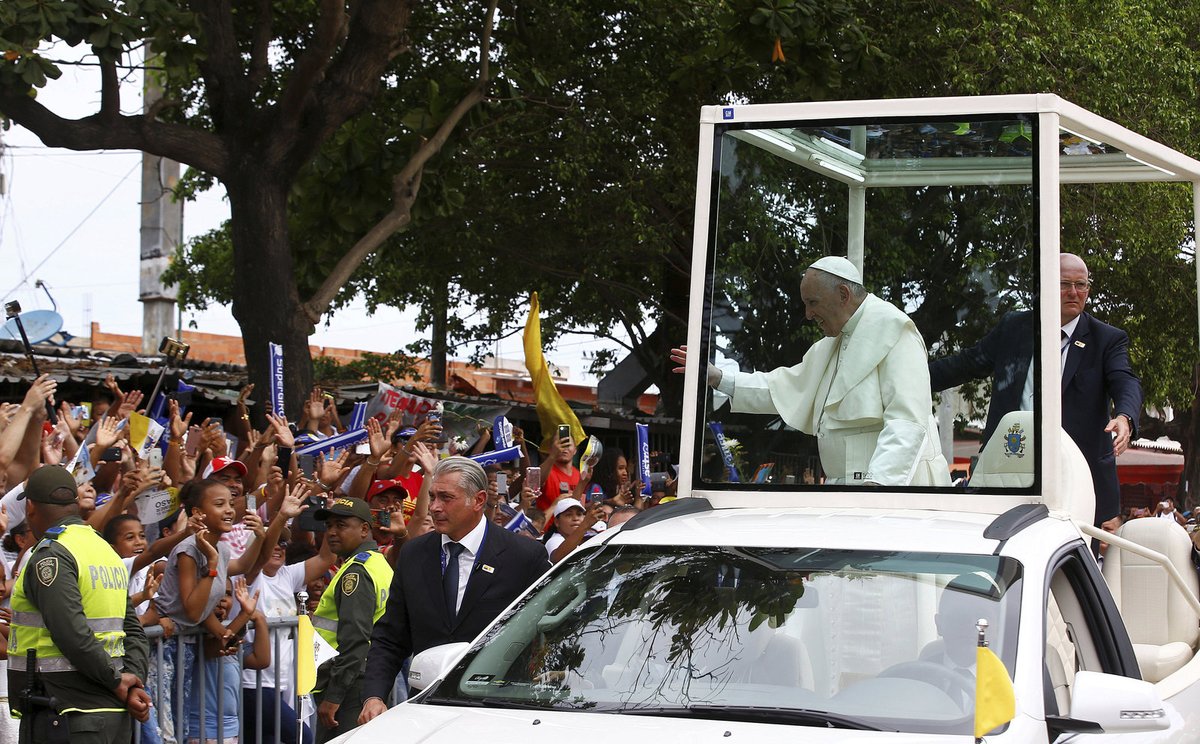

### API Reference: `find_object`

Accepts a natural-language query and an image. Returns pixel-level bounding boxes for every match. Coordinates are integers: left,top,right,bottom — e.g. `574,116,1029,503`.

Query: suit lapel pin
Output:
1074,340,1086,348
481,564,495,574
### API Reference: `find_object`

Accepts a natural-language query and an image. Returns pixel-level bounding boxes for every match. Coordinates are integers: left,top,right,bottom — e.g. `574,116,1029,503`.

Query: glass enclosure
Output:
696,116,1040,492
426,544,1023,736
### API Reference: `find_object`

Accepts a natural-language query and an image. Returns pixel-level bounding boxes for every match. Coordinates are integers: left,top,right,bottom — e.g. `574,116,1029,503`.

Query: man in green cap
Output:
8,465,151,744
310,495,394,743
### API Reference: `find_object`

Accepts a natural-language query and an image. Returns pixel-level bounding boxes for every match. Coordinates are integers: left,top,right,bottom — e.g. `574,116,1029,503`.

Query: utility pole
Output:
139,48,180,354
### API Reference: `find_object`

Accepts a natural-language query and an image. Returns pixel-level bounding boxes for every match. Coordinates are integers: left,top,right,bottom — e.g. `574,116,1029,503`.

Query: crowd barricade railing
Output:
134,615,303,744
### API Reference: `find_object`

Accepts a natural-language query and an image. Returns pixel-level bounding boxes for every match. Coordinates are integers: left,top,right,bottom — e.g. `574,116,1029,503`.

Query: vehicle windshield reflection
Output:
427,544,1022,736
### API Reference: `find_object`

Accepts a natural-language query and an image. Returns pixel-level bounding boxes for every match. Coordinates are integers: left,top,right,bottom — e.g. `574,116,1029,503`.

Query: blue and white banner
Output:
470,445,520,468
348,401,368,431
493,415,514,449
500,501,541,538
708,421,742,483
635,423,652,495
294,427,368,457
268,342,285,417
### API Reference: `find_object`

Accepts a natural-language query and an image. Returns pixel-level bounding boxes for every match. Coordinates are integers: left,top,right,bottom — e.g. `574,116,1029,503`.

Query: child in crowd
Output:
155,477,269,743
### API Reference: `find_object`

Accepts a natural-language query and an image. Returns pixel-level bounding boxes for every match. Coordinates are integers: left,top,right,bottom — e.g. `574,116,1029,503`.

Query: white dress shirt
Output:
441,515,488,614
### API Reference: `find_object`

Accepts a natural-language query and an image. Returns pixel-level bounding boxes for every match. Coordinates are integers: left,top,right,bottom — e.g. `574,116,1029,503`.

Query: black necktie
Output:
443,542,465,621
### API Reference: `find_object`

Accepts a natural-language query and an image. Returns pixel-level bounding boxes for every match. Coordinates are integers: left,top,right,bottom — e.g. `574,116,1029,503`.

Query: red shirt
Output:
538,464,579,513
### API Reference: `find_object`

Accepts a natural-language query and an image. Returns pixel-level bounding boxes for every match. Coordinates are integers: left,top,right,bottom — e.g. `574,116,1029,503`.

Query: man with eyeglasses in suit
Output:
930,253,1142,526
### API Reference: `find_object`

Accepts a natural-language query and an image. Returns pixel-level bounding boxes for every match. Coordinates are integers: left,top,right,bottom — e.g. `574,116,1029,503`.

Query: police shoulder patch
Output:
43,526,65,539
354,551,371,563
36,557,58,587
341,571,360,596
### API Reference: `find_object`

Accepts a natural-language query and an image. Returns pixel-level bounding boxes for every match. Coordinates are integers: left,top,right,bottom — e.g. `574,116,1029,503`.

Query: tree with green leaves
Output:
0,0,499,415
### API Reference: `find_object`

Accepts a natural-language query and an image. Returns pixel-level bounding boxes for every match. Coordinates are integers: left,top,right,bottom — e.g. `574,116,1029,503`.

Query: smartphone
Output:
184,427,202,457
526,466,541,493
298,453,316,478
650,471,669,492
586,484,605,504
73,404,91,424
374,509,391,528
100,447,121,463
246,489,257,513
147,449,163,469
496,473,508,498
557,424,571,442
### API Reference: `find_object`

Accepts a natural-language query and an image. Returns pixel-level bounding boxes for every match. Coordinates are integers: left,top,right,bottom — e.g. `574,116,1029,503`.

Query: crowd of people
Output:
0,371,678,744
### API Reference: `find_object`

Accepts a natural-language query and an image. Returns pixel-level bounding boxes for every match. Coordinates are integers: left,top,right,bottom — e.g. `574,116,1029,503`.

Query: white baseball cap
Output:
553,497,585,517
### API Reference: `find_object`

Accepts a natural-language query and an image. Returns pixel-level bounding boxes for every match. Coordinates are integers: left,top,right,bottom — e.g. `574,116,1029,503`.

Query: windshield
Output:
696,116,1038,493
426,544,1022,735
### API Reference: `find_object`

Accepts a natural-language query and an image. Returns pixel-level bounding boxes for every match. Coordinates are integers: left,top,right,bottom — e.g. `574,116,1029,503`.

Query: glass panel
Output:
697,116,1037,491
428,545,1023,737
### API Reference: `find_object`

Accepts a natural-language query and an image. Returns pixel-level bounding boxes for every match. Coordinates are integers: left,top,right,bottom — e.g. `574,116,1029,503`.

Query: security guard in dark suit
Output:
8,466,150,744
310,497,393,743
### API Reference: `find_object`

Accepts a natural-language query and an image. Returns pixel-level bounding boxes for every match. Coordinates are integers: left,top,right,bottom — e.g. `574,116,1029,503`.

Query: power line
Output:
3,160,139,297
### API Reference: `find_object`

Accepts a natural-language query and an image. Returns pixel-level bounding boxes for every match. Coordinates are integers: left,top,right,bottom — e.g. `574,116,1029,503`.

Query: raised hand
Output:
409,440,439,474
116,390,145,420
305,387,325,425
237,383,255,407
93,415,121,451
242,511,265,536
281,481,312,519
316,449,350,487
265,413,295,449
233,576,260,615
168,399,193,440
366,417,390,460
22,374,57,411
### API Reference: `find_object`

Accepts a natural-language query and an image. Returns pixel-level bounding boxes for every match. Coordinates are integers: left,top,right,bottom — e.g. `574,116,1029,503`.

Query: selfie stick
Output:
147,337,191,413
4,301,56,423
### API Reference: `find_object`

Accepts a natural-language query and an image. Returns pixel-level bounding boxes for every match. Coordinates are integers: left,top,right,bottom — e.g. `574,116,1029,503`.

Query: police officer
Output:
310,496,393,743
8,465,151,744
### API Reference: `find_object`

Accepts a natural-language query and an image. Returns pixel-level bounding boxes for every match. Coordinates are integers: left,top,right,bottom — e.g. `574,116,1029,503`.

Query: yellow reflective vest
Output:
311,549,391,649
9,522,129,714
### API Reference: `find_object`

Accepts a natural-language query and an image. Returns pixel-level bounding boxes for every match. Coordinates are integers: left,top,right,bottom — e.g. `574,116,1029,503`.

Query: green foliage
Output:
313,350,421,386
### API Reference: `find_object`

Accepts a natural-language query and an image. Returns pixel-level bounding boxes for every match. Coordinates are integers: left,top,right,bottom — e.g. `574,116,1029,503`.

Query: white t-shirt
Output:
121,556,154,615
241,562,307,691
544,532,566,557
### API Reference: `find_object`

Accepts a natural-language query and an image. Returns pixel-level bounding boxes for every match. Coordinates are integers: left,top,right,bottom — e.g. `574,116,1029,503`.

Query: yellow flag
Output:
128,412,151,454
296,615,316,695
974,646,1016,738
522,293,585,453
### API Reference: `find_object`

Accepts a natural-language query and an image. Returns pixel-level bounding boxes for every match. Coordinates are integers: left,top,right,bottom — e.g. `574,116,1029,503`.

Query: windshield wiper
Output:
424,696,579,711
620,704,883,731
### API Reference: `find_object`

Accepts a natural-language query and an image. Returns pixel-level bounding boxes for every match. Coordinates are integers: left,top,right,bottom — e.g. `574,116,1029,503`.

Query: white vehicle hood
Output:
327,702,967,743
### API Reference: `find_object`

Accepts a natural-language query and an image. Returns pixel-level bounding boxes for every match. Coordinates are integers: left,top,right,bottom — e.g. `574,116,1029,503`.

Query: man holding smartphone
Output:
537,425,579,515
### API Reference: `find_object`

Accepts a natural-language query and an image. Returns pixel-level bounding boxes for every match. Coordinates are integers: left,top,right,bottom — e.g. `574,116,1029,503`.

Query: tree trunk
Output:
226,172,314,423
429,283,449,389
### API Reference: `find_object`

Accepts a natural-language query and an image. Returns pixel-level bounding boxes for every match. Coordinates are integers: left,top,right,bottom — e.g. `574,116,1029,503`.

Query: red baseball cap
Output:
203,456,248,479
367,479,409,501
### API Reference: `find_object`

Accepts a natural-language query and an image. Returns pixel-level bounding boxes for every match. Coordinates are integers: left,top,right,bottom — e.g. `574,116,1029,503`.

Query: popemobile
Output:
331,95,1200,742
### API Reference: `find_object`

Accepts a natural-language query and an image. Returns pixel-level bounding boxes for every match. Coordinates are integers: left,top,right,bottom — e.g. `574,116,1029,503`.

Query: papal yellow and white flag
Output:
522,293,585,453
974,645,1016,739
296,614,316,695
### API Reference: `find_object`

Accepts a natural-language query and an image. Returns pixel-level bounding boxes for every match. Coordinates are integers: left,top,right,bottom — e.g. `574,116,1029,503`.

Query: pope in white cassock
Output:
672,256,950,487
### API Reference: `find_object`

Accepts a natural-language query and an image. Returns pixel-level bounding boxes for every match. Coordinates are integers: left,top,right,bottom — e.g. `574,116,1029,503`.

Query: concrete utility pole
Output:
139,54,181,354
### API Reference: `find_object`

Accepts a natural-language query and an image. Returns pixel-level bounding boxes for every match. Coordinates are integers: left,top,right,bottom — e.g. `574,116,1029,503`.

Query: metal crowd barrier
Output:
134,616,305,744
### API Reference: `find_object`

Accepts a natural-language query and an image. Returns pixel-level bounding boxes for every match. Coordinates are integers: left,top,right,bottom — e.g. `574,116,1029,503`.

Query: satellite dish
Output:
0,310,64,344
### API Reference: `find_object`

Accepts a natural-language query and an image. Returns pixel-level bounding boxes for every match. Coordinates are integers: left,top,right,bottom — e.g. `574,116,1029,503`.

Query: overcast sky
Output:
0,46,629,384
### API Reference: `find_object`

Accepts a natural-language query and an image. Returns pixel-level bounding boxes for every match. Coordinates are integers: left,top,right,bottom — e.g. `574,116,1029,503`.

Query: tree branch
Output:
277,0,348,126
0,92,230,179
300,0,499,324
188,0,245,131
247,0,273,90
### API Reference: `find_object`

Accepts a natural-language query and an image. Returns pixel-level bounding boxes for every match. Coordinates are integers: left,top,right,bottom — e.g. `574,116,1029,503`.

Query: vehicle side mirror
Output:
408,642,471,693
1048,671,1170,735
